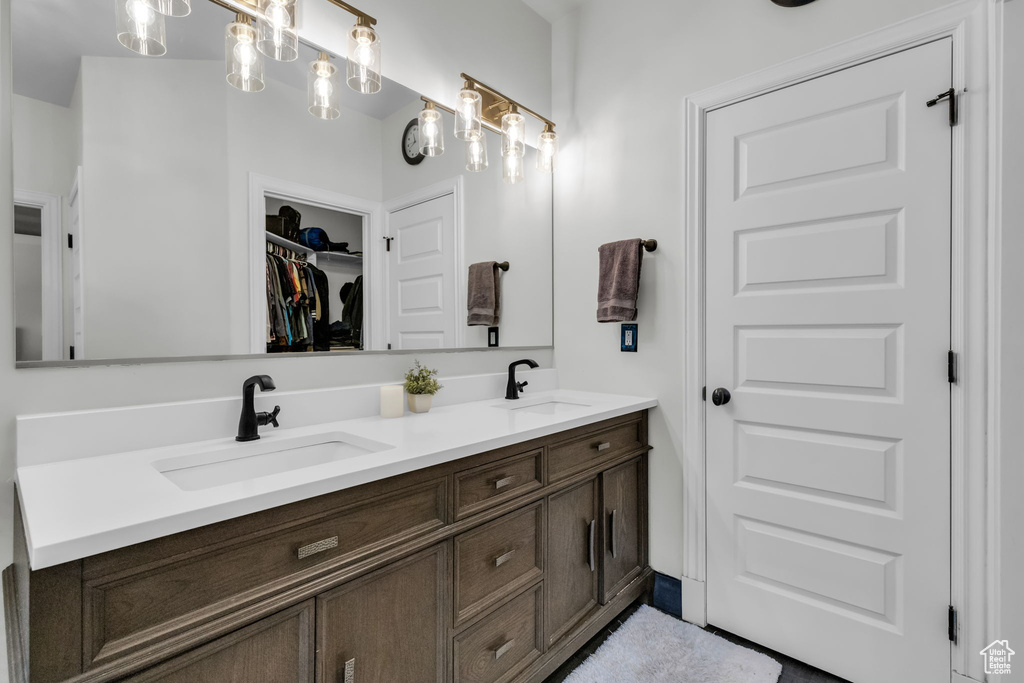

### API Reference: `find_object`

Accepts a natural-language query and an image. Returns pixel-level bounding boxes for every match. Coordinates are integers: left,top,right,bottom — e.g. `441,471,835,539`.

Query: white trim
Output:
13,189,62,361
681,3,1001,680
248,172,385,353
383,176,466,349
679,576,706,627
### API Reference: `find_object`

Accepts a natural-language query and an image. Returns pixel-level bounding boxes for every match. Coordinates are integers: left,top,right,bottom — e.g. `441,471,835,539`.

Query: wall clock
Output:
402,118,425,165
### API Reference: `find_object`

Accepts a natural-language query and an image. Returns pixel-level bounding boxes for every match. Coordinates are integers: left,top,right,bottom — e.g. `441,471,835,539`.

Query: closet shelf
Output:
265,231,362,265
318,251,363,264
266,231,312,255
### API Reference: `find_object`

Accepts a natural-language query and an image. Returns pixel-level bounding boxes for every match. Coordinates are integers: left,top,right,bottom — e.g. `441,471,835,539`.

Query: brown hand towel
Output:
468,261,501,326
597,239,644,322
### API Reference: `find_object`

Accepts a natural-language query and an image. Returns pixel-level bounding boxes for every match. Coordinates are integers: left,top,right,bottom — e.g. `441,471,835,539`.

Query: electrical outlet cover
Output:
621,324,638,352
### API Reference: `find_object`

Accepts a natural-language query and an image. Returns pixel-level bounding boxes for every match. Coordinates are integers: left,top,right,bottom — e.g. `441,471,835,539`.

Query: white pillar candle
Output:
380,385,404,418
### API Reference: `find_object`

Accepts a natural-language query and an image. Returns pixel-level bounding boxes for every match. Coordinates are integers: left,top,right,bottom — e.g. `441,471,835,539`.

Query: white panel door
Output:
705,40,952,683
387,194,457,349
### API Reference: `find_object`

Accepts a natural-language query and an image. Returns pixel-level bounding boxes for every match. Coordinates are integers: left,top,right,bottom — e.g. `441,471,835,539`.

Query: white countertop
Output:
17,390,656,569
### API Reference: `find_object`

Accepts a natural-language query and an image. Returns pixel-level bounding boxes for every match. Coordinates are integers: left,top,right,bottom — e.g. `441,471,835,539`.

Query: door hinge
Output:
67,234,74,249
948,605,958,643
948,350,957,384
383,236,394,252
69,345,75,360
927,88,958,127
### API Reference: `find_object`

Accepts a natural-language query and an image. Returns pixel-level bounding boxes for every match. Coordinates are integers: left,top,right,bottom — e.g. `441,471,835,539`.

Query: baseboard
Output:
652,572,682,618
680,576,706,626
3,565,27,683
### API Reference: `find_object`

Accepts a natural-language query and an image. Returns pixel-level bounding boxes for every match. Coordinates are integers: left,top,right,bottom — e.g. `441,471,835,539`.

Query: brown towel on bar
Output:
597,239,644,322
468,261,501,326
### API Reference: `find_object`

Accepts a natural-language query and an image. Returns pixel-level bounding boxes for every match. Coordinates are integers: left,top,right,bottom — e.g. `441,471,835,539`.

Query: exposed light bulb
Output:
346,22,381,94
257,0,297,61
455,88,482,141
127,0,156,25
308,53,340,120
465,132,488,172
116,0,167,55
501,111,526,158
418,104,444,157
226,16,265,92
143,0,190,17
503,152,524,185
537,128,558,173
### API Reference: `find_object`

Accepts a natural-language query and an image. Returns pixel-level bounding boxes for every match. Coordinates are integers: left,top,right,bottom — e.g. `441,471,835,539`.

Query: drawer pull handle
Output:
344,657,356,683
494,476,515,490
494,549,516,567
610,509,619,559
297,536,339,560
588,519,596,572
494,639,515,660
595,442,611,452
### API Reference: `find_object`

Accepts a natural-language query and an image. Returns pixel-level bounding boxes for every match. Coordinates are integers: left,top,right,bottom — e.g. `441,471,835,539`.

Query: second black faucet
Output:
237,375,282,442
506,359,540,400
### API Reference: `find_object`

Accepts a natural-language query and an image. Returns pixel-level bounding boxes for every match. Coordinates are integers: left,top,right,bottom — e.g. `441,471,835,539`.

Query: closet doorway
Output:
13,189,63,362
248,174,383,354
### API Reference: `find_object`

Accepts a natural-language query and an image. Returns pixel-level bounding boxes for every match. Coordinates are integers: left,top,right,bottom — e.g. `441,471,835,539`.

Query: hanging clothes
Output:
265,247,330,353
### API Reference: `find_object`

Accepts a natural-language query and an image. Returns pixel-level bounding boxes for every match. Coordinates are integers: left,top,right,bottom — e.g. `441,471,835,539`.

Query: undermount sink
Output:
154,433,394,491
494,399,591,415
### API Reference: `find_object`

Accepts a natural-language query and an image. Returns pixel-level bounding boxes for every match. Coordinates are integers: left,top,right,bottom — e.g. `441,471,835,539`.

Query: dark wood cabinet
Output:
316,544,448,683
11,411,650,683
601,457,646,604
123,601,314,683
544,478,599,647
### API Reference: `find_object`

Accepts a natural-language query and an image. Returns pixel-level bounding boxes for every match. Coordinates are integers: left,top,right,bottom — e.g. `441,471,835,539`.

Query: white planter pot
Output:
407,393,434,414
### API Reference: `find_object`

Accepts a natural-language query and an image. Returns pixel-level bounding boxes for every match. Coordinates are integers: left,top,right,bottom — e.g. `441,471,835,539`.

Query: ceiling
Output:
520,0,585,23
12,0,417,120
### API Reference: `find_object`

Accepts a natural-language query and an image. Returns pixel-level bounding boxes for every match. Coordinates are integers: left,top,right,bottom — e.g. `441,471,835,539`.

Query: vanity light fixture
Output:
308,52,341,119
144,0,191,17
418,100,445,157
116,0,168,56
323,1,381,94
226,13,265,93
455,84,483,141
465,131,488,172
536,124,558,173
257,0,298,62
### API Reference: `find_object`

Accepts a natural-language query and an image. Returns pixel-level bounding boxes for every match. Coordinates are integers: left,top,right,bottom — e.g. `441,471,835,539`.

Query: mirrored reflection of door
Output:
13,188,64,362
387,194,458,350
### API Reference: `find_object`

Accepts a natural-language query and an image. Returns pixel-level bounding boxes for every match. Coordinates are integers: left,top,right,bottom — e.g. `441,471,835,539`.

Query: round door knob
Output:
711,388,731,406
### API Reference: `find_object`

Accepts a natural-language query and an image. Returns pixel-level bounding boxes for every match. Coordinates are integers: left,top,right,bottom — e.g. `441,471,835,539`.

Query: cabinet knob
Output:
494,639,515,660
494,549,516,567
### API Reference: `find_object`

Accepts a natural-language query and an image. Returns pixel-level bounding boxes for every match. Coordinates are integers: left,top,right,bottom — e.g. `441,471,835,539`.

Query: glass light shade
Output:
346,23,382,94
257,0,298,62
537,129,558,173
503,151,524,185
455,89,482,141
116,0,167,56
226,19,265,93
501,112,526,158
465,132,488,172
308,55,340,120
144,0,190,17
418,106,444,157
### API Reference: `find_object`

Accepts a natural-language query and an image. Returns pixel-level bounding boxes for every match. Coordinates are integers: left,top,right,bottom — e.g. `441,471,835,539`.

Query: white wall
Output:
0,0,553,676
550,0,974,583
12,234,40,362
382,100,554,348
999,1,1022,679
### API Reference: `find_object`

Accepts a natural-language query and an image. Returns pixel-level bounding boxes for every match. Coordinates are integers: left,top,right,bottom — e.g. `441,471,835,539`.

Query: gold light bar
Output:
460,72,555,130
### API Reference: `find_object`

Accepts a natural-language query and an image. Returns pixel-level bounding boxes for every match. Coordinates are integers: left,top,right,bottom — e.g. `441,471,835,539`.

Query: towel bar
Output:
641,240,658,252
497,261,510,271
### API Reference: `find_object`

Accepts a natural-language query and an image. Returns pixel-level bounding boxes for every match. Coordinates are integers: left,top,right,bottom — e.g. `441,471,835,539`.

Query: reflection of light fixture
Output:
418,101,444,157
226,14,265,93
116,0,167,56
308,52,340,120
537,124,558,173
501,109,526,159
455,85,482,141
258,0,298,62
465,131,488,172
144,0,190,17
346,18,381,94
503,151,523,185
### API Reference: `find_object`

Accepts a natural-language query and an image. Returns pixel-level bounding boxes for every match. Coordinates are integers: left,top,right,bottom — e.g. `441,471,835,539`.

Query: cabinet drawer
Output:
454,502,544,625
455,450,543,520
548,419,643,483
454,583,543,683
83,479,446,667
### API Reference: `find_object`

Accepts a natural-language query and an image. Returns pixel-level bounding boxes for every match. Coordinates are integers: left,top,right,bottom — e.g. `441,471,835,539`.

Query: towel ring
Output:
497,261,510,271
641,240,658,253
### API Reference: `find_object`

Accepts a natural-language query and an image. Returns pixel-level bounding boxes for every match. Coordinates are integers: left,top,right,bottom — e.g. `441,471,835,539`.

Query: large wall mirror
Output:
11,0,553,365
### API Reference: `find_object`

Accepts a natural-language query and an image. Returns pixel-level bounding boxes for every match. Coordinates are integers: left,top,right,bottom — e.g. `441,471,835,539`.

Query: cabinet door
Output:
601,457,646,604
124,601,314,683
316,544,448,683
545,477,598,646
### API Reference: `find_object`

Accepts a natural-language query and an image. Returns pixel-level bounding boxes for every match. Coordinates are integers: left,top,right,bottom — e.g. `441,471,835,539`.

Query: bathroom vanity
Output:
9,392,654,683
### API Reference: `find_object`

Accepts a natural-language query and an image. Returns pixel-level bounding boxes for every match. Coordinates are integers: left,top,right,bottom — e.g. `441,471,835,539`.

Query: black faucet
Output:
236,375,281,442
505,359,540,400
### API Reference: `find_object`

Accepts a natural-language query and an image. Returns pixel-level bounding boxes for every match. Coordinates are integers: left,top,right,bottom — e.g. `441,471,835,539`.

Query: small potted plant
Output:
404,360,443,414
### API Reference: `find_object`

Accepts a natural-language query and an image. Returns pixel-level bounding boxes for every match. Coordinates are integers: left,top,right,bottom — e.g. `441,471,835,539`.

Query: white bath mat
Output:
563,605,782,683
